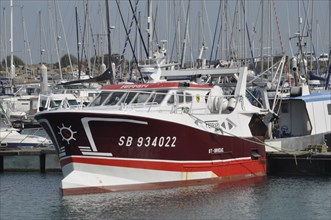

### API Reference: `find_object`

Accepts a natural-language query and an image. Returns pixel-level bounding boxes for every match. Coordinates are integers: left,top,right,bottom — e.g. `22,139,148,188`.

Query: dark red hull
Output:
35,110,266,195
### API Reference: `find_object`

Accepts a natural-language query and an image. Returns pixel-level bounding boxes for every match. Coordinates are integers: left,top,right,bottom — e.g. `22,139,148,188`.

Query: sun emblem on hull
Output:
58,124,77,144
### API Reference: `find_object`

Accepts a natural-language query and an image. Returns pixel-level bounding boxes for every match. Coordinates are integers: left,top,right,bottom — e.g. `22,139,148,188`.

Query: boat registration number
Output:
208,148,224,154
118,136,177,147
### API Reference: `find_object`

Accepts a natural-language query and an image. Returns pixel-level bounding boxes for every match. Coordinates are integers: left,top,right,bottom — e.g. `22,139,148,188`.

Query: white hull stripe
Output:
81,152,114,156
62,155,252,164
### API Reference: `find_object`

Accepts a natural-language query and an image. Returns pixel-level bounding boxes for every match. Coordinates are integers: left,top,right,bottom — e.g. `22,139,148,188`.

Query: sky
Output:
0,0,330,66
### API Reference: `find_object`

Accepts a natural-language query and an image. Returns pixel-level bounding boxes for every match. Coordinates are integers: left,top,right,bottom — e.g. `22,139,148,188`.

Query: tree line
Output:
0,53,132,71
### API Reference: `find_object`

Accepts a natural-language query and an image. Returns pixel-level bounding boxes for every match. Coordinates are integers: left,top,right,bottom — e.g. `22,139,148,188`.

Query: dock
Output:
267,151,331,176
0,147,60,173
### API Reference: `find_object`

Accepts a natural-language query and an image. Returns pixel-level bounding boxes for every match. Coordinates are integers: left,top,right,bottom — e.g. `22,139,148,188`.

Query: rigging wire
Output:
209,0,222,67
128,0,149,60
271,0,285,55
240,0,257,74
115,0,143,82
56,0,74,74
88,18,98,76
80,1,88,70
301,0,320,74
286,1,294,57
202,0,213,52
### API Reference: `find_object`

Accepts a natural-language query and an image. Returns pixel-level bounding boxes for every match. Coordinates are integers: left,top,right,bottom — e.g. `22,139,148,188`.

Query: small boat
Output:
1,92,82,129
0,127,52,148
0,103,52,148
37,93,81,112
35,67,273,195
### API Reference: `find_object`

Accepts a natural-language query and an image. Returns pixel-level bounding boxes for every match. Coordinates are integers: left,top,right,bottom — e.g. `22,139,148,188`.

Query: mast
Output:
260,0,264,73
56,0,73,74
75,7,81,79
329,0,331,58
105,0,114,84
209,1,222,67
326,0,331,90
128,0,148,59
39,10,42,63
329,0,331,66
10,0,15,84
147,0,153,59
269,0,273,75
3,8,8,78
21,6,27,78
180,0,191,68
225,0,228,59
21,5,33,79
54,0,62,80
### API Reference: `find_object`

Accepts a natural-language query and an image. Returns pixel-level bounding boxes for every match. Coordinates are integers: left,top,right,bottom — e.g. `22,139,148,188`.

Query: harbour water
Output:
0,173,330,219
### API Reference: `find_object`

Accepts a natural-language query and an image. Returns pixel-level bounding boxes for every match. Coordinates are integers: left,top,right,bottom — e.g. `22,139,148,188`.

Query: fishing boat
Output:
264,27,331,152
266,84,331,152
35,67,274,195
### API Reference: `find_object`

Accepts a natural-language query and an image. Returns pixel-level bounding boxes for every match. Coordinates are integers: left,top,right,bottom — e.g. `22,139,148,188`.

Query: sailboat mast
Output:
147,0,153,59
105,0,114,84
260,0,264,73
10,0,14,83
75,7,81,79
39,10,42,63
326,0,331,90
2,8,9,77
181,0,191,69
329,0,331,65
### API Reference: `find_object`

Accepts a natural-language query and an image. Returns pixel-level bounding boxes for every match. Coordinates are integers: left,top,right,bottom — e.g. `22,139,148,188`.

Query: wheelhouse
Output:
88,82,211,112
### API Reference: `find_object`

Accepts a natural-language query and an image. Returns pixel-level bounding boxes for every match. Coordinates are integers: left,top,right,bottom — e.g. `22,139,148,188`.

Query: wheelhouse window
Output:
90,90,169,106
167,91,193,104
89,92,111,106
68,99,79,106
185,92,193,102
122,92,138,104
131,92,152,104
50,100,59,108
178,92,184,103
167,92,175,104
148,90,168,104
104,92,126,106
